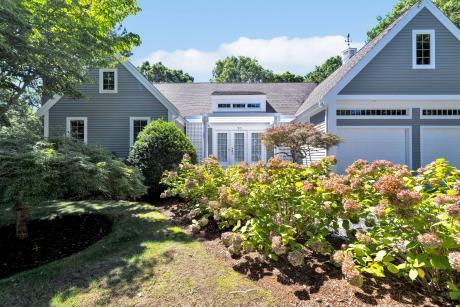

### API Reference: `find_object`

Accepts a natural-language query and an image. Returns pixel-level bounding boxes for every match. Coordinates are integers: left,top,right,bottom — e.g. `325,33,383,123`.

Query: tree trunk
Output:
15,192,29,240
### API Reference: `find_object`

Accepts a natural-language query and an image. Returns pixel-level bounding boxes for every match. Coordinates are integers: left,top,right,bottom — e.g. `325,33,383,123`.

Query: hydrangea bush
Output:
161,156,460,300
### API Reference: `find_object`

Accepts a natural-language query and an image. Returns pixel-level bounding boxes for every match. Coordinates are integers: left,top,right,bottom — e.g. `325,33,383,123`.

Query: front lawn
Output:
0,201,272,306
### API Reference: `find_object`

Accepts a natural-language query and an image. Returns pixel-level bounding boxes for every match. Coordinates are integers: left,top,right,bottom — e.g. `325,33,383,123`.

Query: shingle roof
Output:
154,83,316,116
295,7,413,117
211,91,266,95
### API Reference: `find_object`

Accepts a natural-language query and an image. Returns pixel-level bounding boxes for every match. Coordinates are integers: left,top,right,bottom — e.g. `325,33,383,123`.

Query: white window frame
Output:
99,68,118,93
412,29,435,69
336,108,411,119
66,117,88,144
130,117,151,146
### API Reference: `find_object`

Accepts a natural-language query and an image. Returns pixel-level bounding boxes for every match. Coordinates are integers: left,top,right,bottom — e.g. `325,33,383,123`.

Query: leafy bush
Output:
0,135,146,238
127,119,197,195
161,156,460,300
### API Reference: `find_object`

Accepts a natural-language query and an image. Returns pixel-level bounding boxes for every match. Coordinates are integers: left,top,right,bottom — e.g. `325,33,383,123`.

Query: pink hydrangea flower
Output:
396,190,422,206
343,199,361,214
341,254,363,287
446,202,460,218
435,195,458,205
374,175,403,196
448,252,460,272
417,232,442,249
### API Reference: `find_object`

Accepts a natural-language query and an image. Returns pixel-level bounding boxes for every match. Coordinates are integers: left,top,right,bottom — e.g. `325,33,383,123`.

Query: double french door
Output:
215,131,264,166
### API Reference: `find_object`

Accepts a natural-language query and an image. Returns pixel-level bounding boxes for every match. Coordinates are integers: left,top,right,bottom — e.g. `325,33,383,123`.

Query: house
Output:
38,0,460,171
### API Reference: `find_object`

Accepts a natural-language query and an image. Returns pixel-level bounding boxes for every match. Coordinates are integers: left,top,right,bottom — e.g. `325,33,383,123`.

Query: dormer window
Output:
247,103,261,109
99,68,118,93
211,91,267,113
413,30,435,69
232,103,246,109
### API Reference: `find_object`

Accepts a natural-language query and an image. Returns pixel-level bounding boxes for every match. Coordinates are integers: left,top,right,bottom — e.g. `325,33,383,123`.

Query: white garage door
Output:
421,127,460,167
336,127,410,173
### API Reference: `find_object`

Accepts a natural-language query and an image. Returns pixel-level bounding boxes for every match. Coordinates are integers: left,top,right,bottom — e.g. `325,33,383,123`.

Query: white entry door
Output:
214,130,265,166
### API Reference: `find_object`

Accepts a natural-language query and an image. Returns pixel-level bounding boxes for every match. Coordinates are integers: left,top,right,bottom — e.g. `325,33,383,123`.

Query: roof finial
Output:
345,33,352,48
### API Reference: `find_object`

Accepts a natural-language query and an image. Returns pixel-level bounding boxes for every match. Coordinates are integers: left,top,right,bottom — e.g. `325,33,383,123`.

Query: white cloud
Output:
139,36,363,81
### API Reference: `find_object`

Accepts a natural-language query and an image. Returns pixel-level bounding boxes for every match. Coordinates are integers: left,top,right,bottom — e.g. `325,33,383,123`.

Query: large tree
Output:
211,56,273,83
304,56,342,84
270,71,305,82
0,0,140,123
139,61,194,83
367,0,460,41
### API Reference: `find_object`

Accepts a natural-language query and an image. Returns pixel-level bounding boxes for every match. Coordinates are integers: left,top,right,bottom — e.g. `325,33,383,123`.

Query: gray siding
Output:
337,108,460,169
49,64,168,157
341,8,460,94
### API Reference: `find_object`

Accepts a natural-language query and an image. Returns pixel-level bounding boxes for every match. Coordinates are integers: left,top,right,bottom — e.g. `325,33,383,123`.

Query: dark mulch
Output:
0,214,112,279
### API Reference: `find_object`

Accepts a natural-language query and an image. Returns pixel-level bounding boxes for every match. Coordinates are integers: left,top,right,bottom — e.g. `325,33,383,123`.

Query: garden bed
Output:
0,213,112,279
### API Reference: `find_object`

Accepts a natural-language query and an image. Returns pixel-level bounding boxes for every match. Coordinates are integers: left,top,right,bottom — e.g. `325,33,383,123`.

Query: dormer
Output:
211,91,267,113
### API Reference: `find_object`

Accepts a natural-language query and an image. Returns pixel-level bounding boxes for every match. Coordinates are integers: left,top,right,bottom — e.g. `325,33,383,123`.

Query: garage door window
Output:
337,109,408,117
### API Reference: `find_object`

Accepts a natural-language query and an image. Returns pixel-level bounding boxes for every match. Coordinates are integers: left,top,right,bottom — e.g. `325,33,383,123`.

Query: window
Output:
99,68,118,93
413,30,435,69
218,103,231,109
251,133,262,162
422,109,460,116
130,117,150,146
66,117,87,144
336,109,408,116
232,103,246,108
247,103,261,109
234,133,245,162
217,133,228,162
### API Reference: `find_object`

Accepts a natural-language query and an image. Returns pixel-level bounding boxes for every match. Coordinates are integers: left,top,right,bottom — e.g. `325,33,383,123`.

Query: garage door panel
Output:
421,127,460,167
337,127,410,173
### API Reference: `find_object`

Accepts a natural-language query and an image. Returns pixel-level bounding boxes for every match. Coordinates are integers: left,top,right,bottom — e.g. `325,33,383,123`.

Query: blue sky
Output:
125,0,398,81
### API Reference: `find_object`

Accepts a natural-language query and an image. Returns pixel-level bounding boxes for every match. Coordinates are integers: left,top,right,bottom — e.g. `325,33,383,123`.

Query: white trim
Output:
337,95,460,101
337,126,413,169
66,117,88,144
129,117,151,146
99,68,118,93
43,111,49,138
37,95,62,116
412,29,435,69
420,126,460,165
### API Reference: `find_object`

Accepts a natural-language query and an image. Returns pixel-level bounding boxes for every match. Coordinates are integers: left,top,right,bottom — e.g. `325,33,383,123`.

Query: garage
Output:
421,126,460,167
336,127,411,173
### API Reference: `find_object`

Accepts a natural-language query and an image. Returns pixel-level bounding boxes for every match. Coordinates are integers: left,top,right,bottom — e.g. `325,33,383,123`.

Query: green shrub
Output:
0,135,146,238
161,156,460,300
128,119,197,195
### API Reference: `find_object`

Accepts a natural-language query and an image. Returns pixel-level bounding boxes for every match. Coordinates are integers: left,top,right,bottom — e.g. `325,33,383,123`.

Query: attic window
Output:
413,30,435,69
99,68,118,93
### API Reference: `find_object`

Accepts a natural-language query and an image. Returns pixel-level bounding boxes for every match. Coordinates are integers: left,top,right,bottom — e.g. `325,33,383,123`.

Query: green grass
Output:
0,201,273,306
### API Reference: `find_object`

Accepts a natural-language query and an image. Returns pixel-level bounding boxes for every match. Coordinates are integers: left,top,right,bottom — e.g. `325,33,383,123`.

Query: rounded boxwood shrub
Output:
127,119,197,195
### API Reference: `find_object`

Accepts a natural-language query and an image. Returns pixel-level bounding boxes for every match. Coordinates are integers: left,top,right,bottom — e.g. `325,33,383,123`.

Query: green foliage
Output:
0,136,146,207
139,61,194,83
367,0,460,41
0,0,140,121
212,56,273,83
162,156,460,300
304,56,342,84
127,120,197,195
261,123,341,164
269,71,305,82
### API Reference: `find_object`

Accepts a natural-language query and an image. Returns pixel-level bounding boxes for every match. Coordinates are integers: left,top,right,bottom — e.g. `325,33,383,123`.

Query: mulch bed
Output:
0,214,112,279
156,198,454,306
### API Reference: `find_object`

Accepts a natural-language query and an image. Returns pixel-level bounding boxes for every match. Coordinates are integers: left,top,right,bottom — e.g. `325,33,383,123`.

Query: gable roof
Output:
154,83,316,116
37,59,180,117
295,0,460,117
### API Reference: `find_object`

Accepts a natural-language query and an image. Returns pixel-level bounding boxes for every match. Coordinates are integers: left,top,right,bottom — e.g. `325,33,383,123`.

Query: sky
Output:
124,0,399,81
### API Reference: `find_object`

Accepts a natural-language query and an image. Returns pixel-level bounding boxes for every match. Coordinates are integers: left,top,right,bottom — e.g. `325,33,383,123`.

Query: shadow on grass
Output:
0,200,193,306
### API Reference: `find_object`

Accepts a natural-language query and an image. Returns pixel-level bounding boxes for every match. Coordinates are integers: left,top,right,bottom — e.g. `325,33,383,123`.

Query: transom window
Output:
66,117,87,144
99,68,118,93
422,109,460,116
413,30,435,69
130,117,150,146
232,103,246,108
218,103,231,108
247,103,261,108
336,109,408,116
